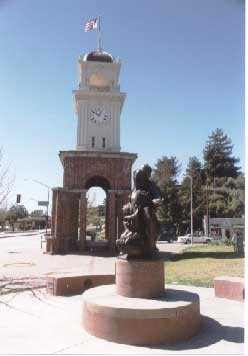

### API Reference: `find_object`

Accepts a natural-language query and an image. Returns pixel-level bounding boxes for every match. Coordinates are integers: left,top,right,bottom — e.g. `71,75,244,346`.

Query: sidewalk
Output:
0,284,244,354
0,229,46,239
0,234,245,354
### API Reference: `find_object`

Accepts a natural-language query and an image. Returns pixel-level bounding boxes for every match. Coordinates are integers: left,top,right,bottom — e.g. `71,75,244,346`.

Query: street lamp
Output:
186,175,193,244
24,179,51,234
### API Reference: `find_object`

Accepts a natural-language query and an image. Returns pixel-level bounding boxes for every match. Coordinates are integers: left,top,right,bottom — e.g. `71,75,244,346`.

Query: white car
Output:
177,234,212,244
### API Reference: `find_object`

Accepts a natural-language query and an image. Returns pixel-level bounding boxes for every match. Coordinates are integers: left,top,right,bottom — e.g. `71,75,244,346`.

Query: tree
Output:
30,210,44,217
180,157,206,232
6,205,29,231
0,205,7,230
87,206,101,227
227,175,245,217
0,149,14,206
203,128,240,181
207,174,244,218
153,156,182,232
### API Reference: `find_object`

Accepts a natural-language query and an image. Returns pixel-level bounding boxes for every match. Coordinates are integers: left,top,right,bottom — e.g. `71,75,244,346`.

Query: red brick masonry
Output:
47,150,137,254
116,258,165,298
59,151,137,191
46,273,115,296
82,285,201,345
214,276,244,301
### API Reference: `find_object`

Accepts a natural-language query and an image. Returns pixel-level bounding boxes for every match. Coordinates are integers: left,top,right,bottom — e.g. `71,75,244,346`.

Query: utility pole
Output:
24,179,51,234
186,175,193,244
206,185,209,237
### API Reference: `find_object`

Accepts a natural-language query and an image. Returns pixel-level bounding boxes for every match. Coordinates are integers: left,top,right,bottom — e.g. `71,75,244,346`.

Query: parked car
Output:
158,225,177,243
177,234,212,244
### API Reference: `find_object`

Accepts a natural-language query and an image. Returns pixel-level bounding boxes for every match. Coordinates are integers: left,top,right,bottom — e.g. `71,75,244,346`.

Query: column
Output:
51,188,59,236
54,189,63,238
79,190,87,251
76,100,88,149
115,101,121,150
68,193,79,250
111,101,121,150
53,190,79,253
107,191,117,253
76,106,82,148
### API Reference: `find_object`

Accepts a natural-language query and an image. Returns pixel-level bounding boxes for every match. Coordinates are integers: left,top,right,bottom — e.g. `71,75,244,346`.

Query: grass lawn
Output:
165,244,245,288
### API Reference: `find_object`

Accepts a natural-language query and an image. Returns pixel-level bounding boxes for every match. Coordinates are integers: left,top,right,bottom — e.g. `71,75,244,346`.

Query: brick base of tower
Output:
45,151,137,254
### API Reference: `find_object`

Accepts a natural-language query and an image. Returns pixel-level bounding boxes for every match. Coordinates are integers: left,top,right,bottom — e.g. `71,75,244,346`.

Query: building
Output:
45,49,137,254
203,216,245,239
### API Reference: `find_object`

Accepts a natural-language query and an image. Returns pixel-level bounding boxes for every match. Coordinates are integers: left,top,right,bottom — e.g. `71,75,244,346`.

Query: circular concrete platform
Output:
82,285,201,345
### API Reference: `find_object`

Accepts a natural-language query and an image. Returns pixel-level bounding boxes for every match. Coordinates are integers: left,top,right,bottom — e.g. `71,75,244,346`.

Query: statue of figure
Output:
116,164,163,259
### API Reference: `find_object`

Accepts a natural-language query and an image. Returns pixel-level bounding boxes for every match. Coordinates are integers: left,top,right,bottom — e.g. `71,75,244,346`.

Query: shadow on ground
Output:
52,251,117,258
172,251,243,260
157,251,176,261
150,315,244,351
51,251,176,260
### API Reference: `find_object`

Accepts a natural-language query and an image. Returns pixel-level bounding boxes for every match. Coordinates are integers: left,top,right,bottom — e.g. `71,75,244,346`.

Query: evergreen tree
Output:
203,128,240,181
152,156,182,232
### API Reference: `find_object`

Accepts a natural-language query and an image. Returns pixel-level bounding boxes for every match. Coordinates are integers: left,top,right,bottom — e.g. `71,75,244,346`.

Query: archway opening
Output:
86,186,107,241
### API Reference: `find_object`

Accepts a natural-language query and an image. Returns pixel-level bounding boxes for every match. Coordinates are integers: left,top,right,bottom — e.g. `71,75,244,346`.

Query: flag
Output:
84,18,98,32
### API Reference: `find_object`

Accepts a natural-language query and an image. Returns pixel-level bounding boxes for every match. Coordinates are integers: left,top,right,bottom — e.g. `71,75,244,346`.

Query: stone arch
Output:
49,152,137,254
85,176,109,243
84,175,113,248
85,176,111,192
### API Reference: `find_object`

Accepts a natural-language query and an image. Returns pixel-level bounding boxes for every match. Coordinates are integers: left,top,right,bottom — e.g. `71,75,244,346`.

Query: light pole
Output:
24,179,51,234
206,184,209,237
186,175,193,244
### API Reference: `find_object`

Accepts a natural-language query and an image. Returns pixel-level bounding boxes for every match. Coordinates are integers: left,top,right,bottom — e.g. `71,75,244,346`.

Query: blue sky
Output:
0,0,244,212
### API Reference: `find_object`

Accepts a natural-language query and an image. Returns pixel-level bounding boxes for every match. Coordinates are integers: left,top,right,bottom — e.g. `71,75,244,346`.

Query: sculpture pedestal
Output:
116,257,165,298
82,285,200,345
82,258,201,345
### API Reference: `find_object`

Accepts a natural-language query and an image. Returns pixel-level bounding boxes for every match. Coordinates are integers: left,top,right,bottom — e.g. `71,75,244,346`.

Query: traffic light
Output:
16,194,21,204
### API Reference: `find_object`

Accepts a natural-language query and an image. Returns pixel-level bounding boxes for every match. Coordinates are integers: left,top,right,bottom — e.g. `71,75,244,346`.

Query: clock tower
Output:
46,49,137,255
73,51,125,151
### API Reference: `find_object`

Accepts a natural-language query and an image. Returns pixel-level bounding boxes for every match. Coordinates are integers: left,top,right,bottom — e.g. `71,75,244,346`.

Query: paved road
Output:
0,232,185,285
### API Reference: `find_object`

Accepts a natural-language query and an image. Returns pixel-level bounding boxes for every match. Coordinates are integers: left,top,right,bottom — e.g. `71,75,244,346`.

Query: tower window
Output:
102,137,106,148
91,136,95,148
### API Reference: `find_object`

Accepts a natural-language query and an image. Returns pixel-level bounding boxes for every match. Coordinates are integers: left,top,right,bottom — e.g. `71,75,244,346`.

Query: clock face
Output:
90,107,109,124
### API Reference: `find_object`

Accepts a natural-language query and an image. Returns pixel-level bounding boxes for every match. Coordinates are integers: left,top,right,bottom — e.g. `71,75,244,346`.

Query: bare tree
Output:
0,148,14,206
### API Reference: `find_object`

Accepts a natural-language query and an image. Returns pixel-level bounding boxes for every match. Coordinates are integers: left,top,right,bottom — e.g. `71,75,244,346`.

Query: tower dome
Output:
84,50,113,63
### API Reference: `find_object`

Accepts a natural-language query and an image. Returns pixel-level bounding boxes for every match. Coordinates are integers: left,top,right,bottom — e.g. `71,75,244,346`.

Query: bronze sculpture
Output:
116,164,163,259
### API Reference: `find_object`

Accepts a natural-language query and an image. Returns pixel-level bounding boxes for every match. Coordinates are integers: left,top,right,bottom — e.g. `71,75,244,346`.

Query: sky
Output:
0,0,245,212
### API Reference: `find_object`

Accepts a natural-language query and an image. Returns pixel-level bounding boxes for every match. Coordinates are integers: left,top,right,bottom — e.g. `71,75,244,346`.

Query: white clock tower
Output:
73,51,126,151
46,44,137,255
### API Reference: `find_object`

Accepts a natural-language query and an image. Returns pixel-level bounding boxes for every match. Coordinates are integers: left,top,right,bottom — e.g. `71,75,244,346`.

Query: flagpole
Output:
97,16,102,52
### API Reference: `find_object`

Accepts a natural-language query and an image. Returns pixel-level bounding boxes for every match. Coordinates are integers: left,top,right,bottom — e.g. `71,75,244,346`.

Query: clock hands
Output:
96,108,102,116
98,109,105,122
91,108,108,123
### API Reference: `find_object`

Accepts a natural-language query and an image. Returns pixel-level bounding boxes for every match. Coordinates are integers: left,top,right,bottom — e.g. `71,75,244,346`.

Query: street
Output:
0,232,185,285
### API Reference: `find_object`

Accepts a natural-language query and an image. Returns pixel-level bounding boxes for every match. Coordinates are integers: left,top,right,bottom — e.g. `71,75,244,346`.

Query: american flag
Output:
84,18,98,32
